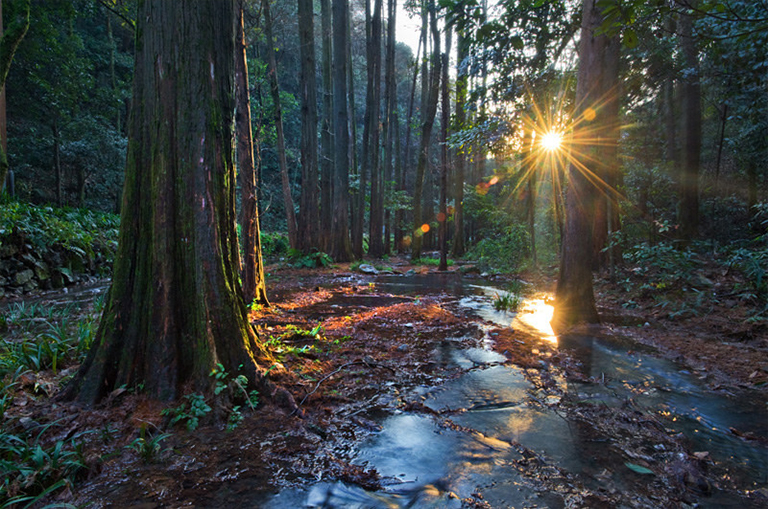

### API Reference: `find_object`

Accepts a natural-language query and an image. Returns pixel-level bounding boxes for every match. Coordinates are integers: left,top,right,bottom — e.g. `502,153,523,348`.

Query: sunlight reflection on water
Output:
513,297,557,345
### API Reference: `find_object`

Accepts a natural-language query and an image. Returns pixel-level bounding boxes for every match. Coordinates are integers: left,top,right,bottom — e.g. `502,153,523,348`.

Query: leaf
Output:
625,462,654,475
622,28,638,49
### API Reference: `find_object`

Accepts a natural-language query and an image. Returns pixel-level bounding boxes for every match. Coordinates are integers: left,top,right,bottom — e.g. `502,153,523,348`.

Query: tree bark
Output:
330,0,353,262
451,27,468,258
53,117,63,207
0,0,28,193
411,0,440,260
552,0,603,329
365,0,384,258
382,0,396,254
297,0,320,252
438,28,451,271
65,0,274,405
677,6,701,243
319,0,333,251
237,2,269,306
263,0,298,249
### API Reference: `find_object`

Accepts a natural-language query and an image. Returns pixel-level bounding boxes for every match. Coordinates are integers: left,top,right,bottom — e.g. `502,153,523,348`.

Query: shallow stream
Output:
267,274,768,508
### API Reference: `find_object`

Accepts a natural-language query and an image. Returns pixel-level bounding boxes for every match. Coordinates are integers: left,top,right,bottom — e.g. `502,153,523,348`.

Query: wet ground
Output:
3,263,768,508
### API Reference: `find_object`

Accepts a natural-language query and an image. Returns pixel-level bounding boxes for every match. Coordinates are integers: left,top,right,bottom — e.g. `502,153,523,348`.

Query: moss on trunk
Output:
65,0,274,405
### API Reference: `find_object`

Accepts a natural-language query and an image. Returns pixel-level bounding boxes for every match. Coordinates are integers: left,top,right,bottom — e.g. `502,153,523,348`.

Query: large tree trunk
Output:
237,3,269,306
677,6,701,243
65,0,274,405
319,0,333,251
263,0,298,249
552,0,604,329
297,0,320,252
411,0,440,260
0,0,29,193
330,0,353,262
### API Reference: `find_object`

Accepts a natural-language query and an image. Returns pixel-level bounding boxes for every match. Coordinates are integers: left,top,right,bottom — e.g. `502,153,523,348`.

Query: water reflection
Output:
513,297,557,344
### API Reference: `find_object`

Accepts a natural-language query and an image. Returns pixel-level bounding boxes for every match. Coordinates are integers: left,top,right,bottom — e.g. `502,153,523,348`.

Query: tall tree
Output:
411,0,441,260
330,0,353,261
0,0,29,193
677,4,701,242
438,27,451,271
381,0,397,254
297,0,320,251
262,0,298,249
552,0,606,328
237,2,269,306
65,0,276,404
365,0,384,257
319,0,333,251
451,25,468,258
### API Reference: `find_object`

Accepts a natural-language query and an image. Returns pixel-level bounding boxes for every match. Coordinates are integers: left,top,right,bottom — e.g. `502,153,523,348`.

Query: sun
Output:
541,131,563,151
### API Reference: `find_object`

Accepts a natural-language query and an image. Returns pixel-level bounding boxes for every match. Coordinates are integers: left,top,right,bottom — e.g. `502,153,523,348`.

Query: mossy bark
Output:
65,0,272,405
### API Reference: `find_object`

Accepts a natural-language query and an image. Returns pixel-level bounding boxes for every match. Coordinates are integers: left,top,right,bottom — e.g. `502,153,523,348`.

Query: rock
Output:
14,268,34,286
405,269,416,276
23,280,38,293
20,253,38,267
34,260,50,281
397,344,409,352
0,243,18,257
358,264,379,274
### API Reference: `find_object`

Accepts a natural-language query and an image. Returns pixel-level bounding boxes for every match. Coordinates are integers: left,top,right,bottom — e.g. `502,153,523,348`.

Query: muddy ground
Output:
3,258,767,508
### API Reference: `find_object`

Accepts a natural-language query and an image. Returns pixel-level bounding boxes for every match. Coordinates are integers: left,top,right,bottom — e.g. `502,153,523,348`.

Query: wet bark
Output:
237,3,269,306
65,0,274,405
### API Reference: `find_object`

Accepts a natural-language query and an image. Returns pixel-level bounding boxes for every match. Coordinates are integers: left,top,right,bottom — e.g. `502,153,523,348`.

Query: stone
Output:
14,269,34,286
358,264,379,274
34,260,50,280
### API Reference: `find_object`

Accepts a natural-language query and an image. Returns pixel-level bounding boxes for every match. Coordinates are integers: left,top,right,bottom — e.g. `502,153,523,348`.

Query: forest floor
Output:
3,257,767,508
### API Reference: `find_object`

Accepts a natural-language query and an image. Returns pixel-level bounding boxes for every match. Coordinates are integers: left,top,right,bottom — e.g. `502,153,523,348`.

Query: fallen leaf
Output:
625,462,654,475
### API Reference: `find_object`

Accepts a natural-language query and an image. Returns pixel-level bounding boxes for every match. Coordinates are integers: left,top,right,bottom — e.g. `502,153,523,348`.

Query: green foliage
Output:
0,200,120,275
0,424,87,505
288,248,333,268
161,394,211,431
466,224,530,273
492,291,521,312
413,257,454,267
728,247,768,300
125,424,170,464
260,232,289,259
623,242,696,293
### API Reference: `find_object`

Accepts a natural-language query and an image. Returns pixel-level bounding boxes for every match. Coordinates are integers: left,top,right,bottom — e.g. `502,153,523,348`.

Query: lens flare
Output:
541,131,563,151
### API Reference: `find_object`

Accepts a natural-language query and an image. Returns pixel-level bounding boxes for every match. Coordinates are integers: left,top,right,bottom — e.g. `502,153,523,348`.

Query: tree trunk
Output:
330,0,353,262
382,0,396,254
365,0,384,258
64,0,275,405
53,118,63,207
451,27,468,258
678,6,701,243
0,0,29,192
297,0,320,252
552,0,604,329
237,3,269,306
438,28,451,271
263,0,298,249
319,0,333,251
411,0,440,260
348,6,362,259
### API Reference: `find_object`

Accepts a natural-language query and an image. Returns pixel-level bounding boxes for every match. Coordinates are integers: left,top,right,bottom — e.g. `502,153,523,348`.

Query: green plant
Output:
288,249,333,268
161,393,211,431
126,424,170,463
492,292,521,312
728,247,768,299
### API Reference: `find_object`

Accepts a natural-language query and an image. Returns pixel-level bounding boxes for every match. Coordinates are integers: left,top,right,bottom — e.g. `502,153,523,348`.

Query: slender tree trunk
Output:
451,27,468,258
382,0,396,255
348,6,362,258
262,0,298,249
330,0,353,261
53,118,63,207
319,0,333,251
65,0,281,406
237,3,269,306
553,0,605,329
678,5,701,243
365,0,384,257
0,0,29,193
298,0,320,252
411,0,440,260
438,28,451,271
397,33,422,252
